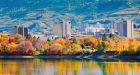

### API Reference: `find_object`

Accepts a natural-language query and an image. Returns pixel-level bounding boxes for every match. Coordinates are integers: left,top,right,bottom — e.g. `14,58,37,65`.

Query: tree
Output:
72,37,79,44
102,41,110,52
26,33,32,39
107,39,116,51
109,34,115,40
97,41,105,52
33,40,49,55
63,40,72,54
48,43,63,55
26,34,32,43
14,34,23,43
128,39,140,54
102,34,108,41
71,44,82,54
83,36,98,49
17,41,33,54
0,43,9,52
9,37,15,43
47,38,51,42
0,37,9,43
1,33,9,38
8,43,18,53
43,42,49,50
53,38,66,46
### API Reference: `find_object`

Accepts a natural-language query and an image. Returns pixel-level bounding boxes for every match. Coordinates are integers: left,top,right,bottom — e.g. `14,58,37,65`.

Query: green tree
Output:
102,34,108,41
26,33,32,39
72,37,78,44
109,34,115,40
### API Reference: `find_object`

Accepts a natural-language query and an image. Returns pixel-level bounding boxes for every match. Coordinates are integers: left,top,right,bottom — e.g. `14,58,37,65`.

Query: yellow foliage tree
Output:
71,44,82,54
0,37,9,43
103,41,110,52
1,33,9,38
107,39,116,51
128,39,140,53
8,43,18,53
84,36,98,48
14,34,23,43
115,40,124,53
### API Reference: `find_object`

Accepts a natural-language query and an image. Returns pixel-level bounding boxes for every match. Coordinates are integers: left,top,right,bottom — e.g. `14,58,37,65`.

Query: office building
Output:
52,22,63,37
11,26,28,37
116,20,134,38
65,21,71,38
52,20,71,38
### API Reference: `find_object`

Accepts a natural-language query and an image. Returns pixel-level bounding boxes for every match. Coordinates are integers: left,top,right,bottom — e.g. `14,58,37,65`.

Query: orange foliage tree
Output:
83,36,98,49
14,34,23,43
7,43,18,53
53,38,66,46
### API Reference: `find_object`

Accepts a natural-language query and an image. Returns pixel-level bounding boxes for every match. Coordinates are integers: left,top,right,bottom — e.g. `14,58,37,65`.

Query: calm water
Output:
0,59,139,75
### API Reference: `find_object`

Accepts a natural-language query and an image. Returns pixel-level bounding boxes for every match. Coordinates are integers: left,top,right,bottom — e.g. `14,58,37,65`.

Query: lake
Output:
0,59,139,75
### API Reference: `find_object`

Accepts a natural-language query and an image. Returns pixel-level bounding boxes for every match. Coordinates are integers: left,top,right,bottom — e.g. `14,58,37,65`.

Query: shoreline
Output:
0,53,140,61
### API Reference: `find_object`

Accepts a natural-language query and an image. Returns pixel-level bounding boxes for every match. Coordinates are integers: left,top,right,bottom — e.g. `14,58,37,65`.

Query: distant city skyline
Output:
0,0,139,39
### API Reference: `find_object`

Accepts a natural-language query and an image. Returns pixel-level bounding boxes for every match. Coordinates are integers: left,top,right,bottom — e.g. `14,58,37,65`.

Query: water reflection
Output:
0,59,139,75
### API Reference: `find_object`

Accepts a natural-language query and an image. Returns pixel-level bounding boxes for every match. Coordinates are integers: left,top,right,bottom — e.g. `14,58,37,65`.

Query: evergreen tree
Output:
102,34,107,41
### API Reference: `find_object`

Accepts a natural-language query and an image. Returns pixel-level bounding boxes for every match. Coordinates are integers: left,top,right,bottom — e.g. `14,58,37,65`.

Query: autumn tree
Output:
128,39,140,54
83,36,98,49
71,44,82,54
17,41,33,54
9,37,15,43
1,33,9,38
8,43,18,53
48,43,63,55
0,43,9,53
14,34,23,43
72,37,79,44
63,39,72,54
53,38,66,46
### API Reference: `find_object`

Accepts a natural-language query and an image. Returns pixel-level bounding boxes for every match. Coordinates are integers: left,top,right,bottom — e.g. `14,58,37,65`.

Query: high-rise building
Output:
52,20,71,38
65,21,71,38
52,22,63,37
116,20,134,38
11,26,28,37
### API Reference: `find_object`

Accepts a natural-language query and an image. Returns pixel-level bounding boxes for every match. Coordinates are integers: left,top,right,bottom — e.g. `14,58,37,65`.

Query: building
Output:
11,26,28,37
52,22,63,37
65,21,71,38
85,22,105,36
116,20,134,38
52,20,71,38
108,22,118,34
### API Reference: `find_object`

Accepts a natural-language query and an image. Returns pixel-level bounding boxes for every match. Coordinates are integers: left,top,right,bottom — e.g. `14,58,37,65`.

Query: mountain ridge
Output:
0,0,140,30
